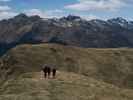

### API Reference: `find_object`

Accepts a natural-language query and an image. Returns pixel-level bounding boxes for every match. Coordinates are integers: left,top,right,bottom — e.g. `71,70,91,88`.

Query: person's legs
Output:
47,67,51,78
52,69,56,78
43,67,48,78
44,71,47,78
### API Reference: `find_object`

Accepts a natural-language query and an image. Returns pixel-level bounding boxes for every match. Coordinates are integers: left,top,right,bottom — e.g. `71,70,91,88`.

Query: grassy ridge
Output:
0,43,133,89
0,71,133,100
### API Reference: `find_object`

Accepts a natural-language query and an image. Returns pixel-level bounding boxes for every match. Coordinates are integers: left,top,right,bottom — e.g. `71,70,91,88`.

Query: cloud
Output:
0,5,18,20
24,9,48,18
0,0,11,2
24,9,64,18
65,0,127,11
81,14,100,20
47,9,63,14
46,9,64,18
0,11,18,20
0,5,11,11
24,8,101,20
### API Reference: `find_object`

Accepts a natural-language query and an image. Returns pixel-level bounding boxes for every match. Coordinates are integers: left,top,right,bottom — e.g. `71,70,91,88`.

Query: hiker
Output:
42,64,57,79
42,64,52,78
52,68,57,78
47,66,51,78
50,65,57,78
42,66,48,78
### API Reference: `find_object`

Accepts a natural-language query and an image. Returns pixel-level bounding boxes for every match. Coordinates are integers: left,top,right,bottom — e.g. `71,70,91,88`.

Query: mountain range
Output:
0,14,133,55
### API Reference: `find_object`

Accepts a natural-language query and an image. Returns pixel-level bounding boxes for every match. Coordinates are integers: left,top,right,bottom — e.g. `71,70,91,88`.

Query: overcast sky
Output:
0,0,133,20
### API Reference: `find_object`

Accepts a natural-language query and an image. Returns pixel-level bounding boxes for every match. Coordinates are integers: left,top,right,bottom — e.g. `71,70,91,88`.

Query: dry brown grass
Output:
0,71,133,100
0,43,133,99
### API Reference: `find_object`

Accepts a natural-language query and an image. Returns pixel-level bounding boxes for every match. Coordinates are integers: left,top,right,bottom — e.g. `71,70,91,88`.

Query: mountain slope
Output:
1,43,133,89
0,71,133,100
0,14,133,55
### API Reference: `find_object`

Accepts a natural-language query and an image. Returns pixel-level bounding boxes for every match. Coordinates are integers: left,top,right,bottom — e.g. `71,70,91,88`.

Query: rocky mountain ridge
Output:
0,14,133,55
